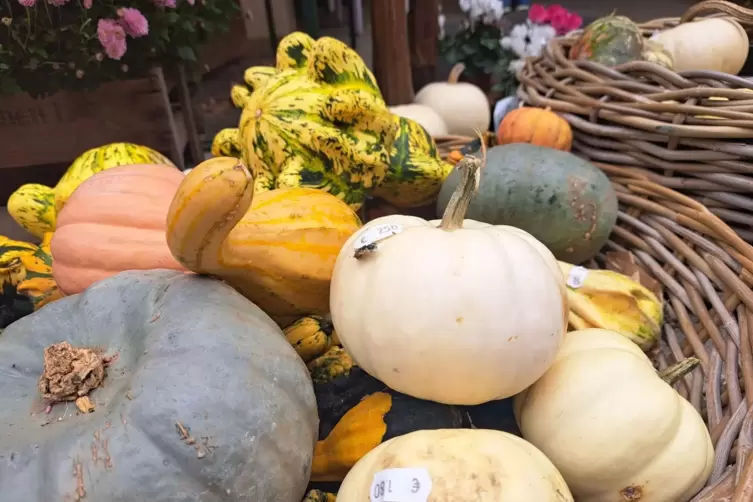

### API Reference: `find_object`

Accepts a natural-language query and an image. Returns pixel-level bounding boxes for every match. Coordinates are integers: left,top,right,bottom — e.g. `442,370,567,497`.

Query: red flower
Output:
552,11,583,35
528,4,549,24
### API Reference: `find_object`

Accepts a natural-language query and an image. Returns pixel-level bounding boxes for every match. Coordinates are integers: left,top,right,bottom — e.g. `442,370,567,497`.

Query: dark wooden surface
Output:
372,0,415,105
410,0,440,90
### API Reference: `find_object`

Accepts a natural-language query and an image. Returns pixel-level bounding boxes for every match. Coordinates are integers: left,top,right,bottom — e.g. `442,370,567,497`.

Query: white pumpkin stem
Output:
658,357,700,386
439,130,486,230
448,63,465,84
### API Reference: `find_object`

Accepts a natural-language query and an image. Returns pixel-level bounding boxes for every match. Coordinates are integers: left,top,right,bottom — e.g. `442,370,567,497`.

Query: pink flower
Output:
18,0,36,6
83,0,92,8
97,18,127,60
551,11,582,35
47,0,70,5
153,0,176,7
186,0,195,4
117,7,149,37
528,4,549,24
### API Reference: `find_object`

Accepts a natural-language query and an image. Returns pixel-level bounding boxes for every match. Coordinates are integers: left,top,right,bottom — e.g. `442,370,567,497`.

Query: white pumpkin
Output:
337,429,574,501
330,151,567,405
514,328,714,502
414,63,491,137
651,18,749,74
389,104,449,137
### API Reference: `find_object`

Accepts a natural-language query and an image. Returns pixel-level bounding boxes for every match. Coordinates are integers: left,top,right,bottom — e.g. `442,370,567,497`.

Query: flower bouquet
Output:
0,0,238,97
496,4,582,95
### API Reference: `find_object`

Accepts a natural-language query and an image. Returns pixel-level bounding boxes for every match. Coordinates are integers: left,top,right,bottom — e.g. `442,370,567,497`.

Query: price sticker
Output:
370,467,432,502
567,266,589,289
357,224,404,249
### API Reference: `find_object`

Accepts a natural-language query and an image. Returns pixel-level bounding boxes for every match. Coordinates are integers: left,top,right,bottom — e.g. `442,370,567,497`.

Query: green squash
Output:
436,143,618,263
0,270,318,501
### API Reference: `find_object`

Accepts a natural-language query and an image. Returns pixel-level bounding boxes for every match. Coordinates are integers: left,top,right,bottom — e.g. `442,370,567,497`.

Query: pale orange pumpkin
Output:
497,108,573,151
51,164,186,294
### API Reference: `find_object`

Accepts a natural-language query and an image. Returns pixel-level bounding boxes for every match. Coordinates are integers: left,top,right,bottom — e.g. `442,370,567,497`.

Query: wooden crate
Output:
0,68,187,170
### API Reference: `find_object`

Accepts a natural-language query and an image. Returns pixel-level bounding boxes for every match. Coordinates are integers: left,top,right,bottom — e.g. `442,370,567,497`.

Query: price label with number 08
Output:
369,467,432,502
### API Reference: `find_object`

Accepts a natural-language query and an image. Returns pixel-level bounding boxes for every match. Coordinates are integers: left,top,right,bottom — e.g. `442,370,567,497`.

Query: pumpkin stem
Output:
38,341,106,403
658,357,700,386
439,129,486,231
448,63,466,84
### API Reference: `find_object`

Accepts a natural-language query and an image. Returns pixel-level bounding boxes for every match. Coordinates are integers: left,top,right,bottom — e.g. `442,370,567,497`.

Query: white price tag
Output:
357,224,404,249
567,266,589,289
370,467,432,502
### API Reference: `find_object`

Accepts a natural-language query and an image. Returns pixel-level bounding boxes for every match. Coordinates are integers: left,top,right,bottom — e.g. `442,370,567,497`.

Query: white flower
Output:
501,21,558,60
459,0,505,25
508,59,524,73
438,12,446,40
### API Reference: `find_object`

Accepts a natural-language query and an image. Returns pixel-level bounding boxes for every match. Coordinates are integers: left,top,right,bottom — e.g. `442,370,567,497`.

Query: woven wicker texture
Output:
517,0,753,241
434,135,753,499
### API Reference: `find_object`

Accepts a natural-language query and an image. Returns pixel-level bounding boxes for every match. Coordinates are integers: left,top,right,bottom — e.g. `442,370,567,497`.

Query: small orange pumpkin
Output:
497,108,573,151
51,164,186,294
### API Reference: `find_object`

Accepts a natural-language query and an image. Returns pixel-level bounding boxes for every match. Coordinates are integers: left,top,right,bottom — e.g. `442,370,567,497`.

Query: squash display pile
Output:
0,31,720,502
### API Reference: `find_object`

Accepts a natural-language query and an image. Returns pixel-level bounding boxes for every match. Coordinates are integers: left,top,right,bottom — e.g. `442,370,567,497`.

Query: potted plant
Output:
0,0,238,97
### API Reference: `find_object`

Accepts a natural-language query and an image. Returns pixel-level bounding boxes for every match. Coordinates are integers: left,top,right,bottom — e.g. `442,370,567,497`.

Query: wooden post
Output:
409,0,439,91
372,0,414,106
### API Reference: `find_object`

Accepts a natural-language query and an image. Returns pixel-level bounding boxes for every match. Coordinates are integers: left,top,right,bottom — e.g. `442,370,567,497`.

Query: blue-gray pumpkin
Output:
0,270,318,501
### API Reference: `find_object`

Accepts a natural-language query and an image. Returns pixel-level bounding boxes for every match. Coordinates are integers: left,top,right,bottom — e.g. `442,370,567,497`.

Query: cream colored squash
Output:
414,63,490,136
329,149,567,405
651,18,749,74
389,104,449,137
514,328,714,502
337,429,574,501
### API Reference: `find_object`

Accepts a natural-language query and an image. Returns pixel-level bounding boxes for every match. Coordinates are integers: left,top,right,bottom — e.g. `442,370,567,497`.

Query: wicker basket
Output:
517,0,753,241
433,135,753,499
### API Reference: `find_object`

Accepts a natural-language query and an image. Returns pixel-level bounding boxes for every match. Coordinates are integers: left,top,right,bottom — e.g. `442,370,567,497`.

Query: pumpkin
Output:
51,164,186,295
237,32,397,209
437,143,618,263
167,157,361,326
569,15,644,67
0,269,318,501
496,107,573,151
7,143,175,238
285,315,340,363
651,18,749,74
641,39,674,69
373,115,454,208
337,429,574,501
514,328,714,502
414,63,491,136
0,233,63,328
330,148,567,405
308,347,471,483
388,104,449,137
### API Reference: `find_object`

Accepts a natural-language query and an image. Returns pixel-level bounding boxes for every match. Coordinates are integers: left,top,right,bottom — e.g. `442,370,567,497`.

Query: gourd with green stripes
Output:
235,32,398,210
7,143,175,238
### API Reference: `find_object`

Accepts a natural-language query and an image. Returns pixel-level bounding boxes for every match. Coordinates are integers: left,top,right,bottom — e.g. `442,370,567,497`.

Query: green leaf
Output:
177,46,196,61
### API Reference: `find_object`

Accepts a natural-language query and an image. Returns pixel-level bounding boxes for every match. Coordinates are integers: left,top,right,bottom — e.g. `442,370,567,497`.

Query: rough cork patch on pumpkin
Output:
38,341,105,403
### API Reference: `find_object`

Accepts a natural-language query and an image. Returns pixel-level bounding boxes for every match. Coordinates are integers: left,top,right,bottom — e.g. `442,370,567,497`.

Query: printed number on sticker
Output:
357,224,404,249
370,467,432,502
567,266,589,289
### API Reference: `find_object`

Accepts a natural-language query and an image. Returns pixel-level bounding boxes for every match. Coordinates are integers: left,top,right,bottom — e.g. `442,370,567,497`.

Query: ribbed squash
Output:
210,128,242,158
0,233,62,327
285,315,340,362
236,32,397,209
303,490,337,502
7,143,175,238
166,157,362,326
308,346,470,483
373,116,454,208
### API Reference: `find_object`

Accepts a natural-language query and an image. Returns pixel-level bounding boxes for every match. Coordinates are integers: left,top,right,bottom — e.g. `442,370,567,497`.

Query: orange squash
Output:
496,108,573,151
166,157,362,325
51,164,186,294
